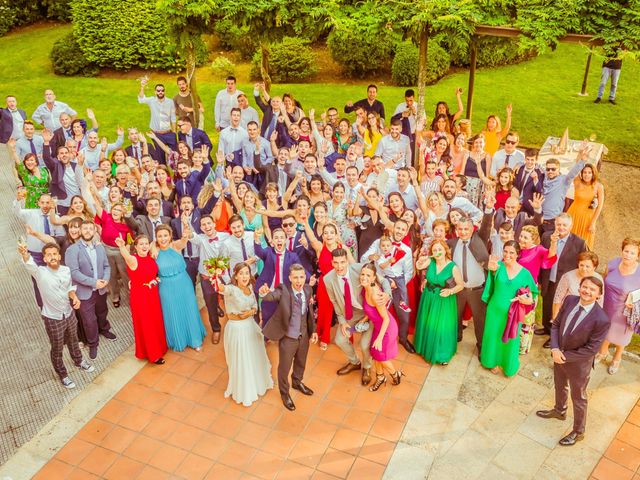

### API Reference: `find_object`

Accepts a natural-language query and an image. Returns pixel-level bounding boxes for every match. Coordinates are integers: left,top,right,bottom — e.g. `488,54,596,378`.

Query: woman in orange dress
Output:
567,164,605,250
481,104,512,156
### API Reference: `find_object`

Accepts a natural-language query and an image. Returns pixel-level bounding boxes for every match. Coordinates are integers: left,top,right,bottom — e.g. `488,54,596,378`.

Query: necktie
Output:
289,238,294,251
65,129,72,139
505,154,511,167
274,253,282,287
343,277,353,321
135,145,140,160
462,240,469,283
563,306,585,337
43,214,51,235
296,292,304,316
151,220,159,240
29,138,37,155
182,179,187,196
240,238,248,260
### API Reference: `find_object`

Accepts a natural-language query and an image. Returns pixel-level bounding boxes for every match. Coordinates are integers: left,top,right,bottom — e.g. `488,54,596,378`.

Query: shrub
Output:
0,1,18,36
392,41,451,86
50,32,99,76
250,38,318,83
214,19,258,61
327,23,397,78
210,56,236,78
70,0,207,72
0,0,71,36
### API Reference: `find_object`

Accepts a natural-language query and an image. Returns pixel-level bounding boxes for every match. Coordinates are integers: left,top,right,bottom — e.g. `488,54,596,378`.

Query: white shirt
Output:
446,196,483,224
13,202,65,253
453,239,485,288
392,102,425,134
375,133,412,168
563,301,596,335
291,287,307,315
221,232,257,276
240,106,260,130
218,125,248,156
361,240,414,283
59,165,82,207
191,232,232,276
10,109,25,139
23,257,76,319
138,96,176,132
214,89,244,129
32,101,77,131
491,148,525,177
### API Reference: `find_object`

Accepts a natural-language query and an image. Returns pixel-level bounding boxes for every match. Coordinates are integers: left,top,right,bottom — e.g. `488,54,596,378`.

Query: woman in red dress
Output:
115,235,167,364
303,221,352,350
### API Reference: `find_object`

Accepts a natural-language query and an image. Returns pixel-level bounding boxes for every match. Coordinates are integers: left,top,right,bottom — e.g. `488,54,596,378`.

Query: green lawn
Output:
4,23,640,165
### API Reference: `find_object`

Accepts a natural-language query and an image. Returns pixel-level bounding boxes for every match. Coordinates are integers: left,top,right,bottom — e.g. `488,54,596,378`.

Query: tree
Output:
219,0,330,91
159,0,221,126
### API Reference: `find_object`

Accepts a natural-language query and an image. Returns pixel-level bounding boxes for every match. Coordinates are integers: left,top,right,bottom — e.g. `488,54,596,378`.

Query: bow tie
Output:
384,253,392,258
337,175,345,179
208,237,218,243
392,241,401,247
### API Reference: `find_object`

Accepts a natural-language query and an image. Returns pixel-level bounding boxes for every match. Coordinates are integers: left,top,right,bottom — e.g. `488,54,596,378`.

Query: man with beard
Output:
138,79,176,164
19,241,94,389
65,221,115,360
173,75,203,127
42,129,84,215
79,128,124,171
441,178,482,224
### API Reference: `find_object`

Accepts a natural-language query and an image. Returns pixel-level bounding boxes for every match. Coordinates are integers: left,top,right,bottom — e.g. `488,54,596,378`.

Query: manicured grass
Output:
4,23,640,165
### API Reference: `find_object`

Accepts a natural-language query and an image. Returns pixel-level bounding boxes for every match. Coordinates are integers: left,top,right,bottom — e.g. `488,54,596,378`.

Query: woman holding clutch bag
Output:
597,237,640,374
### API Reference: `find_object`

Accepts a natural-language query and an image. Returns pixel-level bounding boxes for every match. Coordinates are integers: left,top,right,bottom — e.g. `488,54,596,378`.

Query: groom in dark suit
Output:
536,276,609,446
260,264,317,411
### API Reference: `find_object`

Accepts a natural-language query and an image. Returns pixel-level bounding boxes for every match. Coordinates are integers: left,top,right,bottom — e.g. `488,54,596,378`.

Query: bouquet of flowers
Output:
204,256,231,292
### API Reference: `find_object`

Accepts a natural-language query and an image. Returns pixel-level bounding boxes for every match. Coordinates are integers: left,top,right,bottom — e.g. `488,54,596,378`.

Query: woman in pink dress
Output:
359,263,402,392
597,238,640,374
517,225,558,354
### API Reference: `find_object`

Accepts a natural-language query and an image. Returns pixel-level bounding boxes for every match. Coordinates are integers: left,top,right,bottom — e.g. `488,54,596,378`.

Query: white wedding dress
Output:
222,285,273,406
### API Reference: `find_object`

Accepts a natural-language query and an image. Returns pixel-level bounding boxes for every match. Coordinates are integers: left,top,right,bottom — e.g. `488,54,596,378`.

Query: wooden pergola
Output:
465,25,602,119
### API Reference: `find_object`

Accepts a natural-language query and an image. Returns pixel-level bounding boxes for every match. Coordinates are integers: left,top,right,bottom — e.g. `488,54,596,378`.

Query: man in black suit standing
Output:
537,213,588,347
0,95,27,144
536,276,609,446
260,264,317,411
171,196,202,286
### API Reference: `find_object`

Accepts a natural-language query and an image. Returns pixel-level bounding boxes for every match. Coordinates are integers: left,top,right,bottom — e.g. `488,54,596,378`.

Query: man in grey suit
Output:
261,264,317,411
127,197,171,240
324,248,391,386
65,221,116,359
536,276,609,446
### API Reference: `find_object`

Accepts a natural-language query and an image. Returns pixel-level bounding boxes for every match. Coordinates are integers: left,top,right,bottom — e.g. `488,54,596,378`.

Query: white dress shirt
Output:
23,256,76,319
453,239,485,288
221,232,257,276
13,202,65,253
361,240,414,283
214,89,244,129
191,232,232,276
491,148,525,177
32,101,77,131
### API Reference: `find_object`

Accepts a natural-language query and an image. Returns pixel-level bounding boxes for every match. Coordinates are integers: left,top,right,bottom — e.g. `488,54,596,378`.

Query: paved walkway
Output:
0,145,135,465
29,332,429,479
384,334,640,479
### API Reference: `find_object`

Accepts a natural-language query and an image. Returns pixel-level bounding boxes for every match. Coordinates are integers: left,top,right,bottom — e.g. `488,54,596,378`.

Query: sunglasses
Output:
156,89,165,93
282,222,296,227
546,167,558,172
505,140,517,145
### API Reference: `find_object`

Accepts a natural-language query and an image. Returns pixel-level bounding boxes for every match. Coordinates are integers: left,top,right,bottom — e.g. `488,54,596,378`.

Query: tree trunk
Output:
415,25,430,169
580,52,593,96
260,42,272,93
466,37,477,120
185,41,201,128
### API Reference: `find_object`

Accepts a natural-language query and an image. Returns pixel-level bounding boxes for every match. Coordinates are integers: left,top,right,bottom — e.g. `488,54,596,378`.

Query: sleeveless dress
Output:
480,263,538,377
604,258,640,347
414,261,458,364
567,182,598,250
222,284,273,406
127,254,167,362
464,155,488,207
363,295,399,362
316,245,336,345
156,248,206,351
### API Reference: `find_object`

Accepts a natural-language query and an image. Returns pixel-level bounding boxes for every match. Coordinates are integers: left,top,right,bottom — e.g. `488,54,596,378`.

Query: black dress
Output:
356,206,386,261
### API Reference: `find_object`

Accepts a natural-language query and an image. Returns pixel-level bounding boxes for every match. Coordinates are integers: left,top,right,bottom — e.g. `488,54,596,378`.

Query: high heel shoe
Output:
594,353,606,365
390,370,405,385
369,374,386,392
608,360,621,375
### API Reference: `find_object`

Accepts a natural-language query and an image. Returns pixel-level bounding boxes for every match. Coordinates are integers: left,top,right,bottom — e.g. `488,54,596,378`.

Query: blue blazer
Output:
65,242,111,300
254,244,306,291
0,107,26,143
289,231,315,275
174,163,212,203
178,128,213,161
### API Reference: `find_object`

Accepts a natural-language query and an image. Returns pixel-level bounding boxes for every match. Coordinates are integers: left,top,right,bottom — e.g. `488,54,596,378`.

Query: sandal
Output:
369,374,387,392
608,360,620,375
390,370,405,385
112,299,120,308
490,366,501,375
594,353,606,365
320,342,328,351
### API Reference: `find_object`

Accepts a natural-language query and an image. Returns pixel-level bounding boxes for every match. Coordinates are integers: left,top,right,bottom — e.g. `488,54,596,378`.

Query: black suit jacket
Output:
126,215,171,239
178,127,213,161
447,211,492,268
254,155,291,196
254,94,277,137
493,208,543,239
51,126,71,152
539,233,587,293
262,284,316,341
514,166,543,216
550,295,610,369
170,209,203,239
0,107,26,143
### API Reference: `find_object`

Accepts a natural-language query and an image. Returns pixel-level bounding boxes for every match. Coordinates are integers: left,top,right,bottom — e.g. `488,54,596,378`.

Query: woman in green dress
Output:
8,139,50,209
481,240,538,377
414,239,465,365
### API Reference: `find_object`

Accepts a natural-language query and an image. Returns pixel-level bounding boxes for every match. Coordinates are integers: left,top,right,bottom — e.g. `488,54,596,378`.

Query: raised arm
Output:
452,88,464,123
302,219,323,256
499,104,512,138
147,131,171,155
114,236,138,270
226,173,243,212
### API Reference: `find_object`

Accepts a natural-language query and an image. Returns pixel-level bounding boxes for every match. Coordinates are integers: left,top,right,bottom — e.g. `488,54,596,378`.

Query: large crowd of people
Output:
3,76,640,445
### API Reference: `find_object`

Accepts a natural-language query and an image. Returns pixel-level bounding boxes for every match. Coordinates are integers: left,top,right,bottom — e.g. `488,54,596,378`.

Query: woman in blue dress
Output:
154,223,206,352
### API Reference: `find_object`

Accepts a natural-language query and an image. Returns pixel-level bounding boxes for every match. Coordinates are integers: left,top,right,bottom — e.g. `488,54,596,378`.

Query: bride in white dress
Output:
218,262,273,406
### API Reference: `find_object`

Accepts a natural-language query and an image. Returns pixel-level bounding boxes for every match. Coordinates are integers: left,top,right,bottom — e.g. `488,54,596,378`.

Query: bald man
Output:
486,193,544,239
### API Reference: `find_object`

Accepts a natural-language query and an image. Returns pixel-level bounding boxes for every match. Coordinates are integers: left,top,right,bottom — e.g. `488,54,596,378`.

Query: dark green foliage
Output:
70,0,207,72
449,36,535,68
392,41,451,86
50,32,99,76
214,19,259,60
0,0,71,36
250,38,318,83
327,22,398,78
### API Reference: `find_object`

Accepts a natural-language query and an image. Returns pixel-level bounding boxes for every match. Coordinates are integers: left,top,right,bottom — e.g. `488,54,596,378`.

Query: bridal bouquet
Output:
204,256,231,292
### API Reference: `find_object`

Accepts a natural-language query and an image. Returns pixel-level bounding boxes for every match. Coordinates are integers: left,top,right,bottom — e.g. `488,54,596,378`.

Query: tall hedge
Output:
0,0,70,36
70,0,196,71
392,41,451,86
